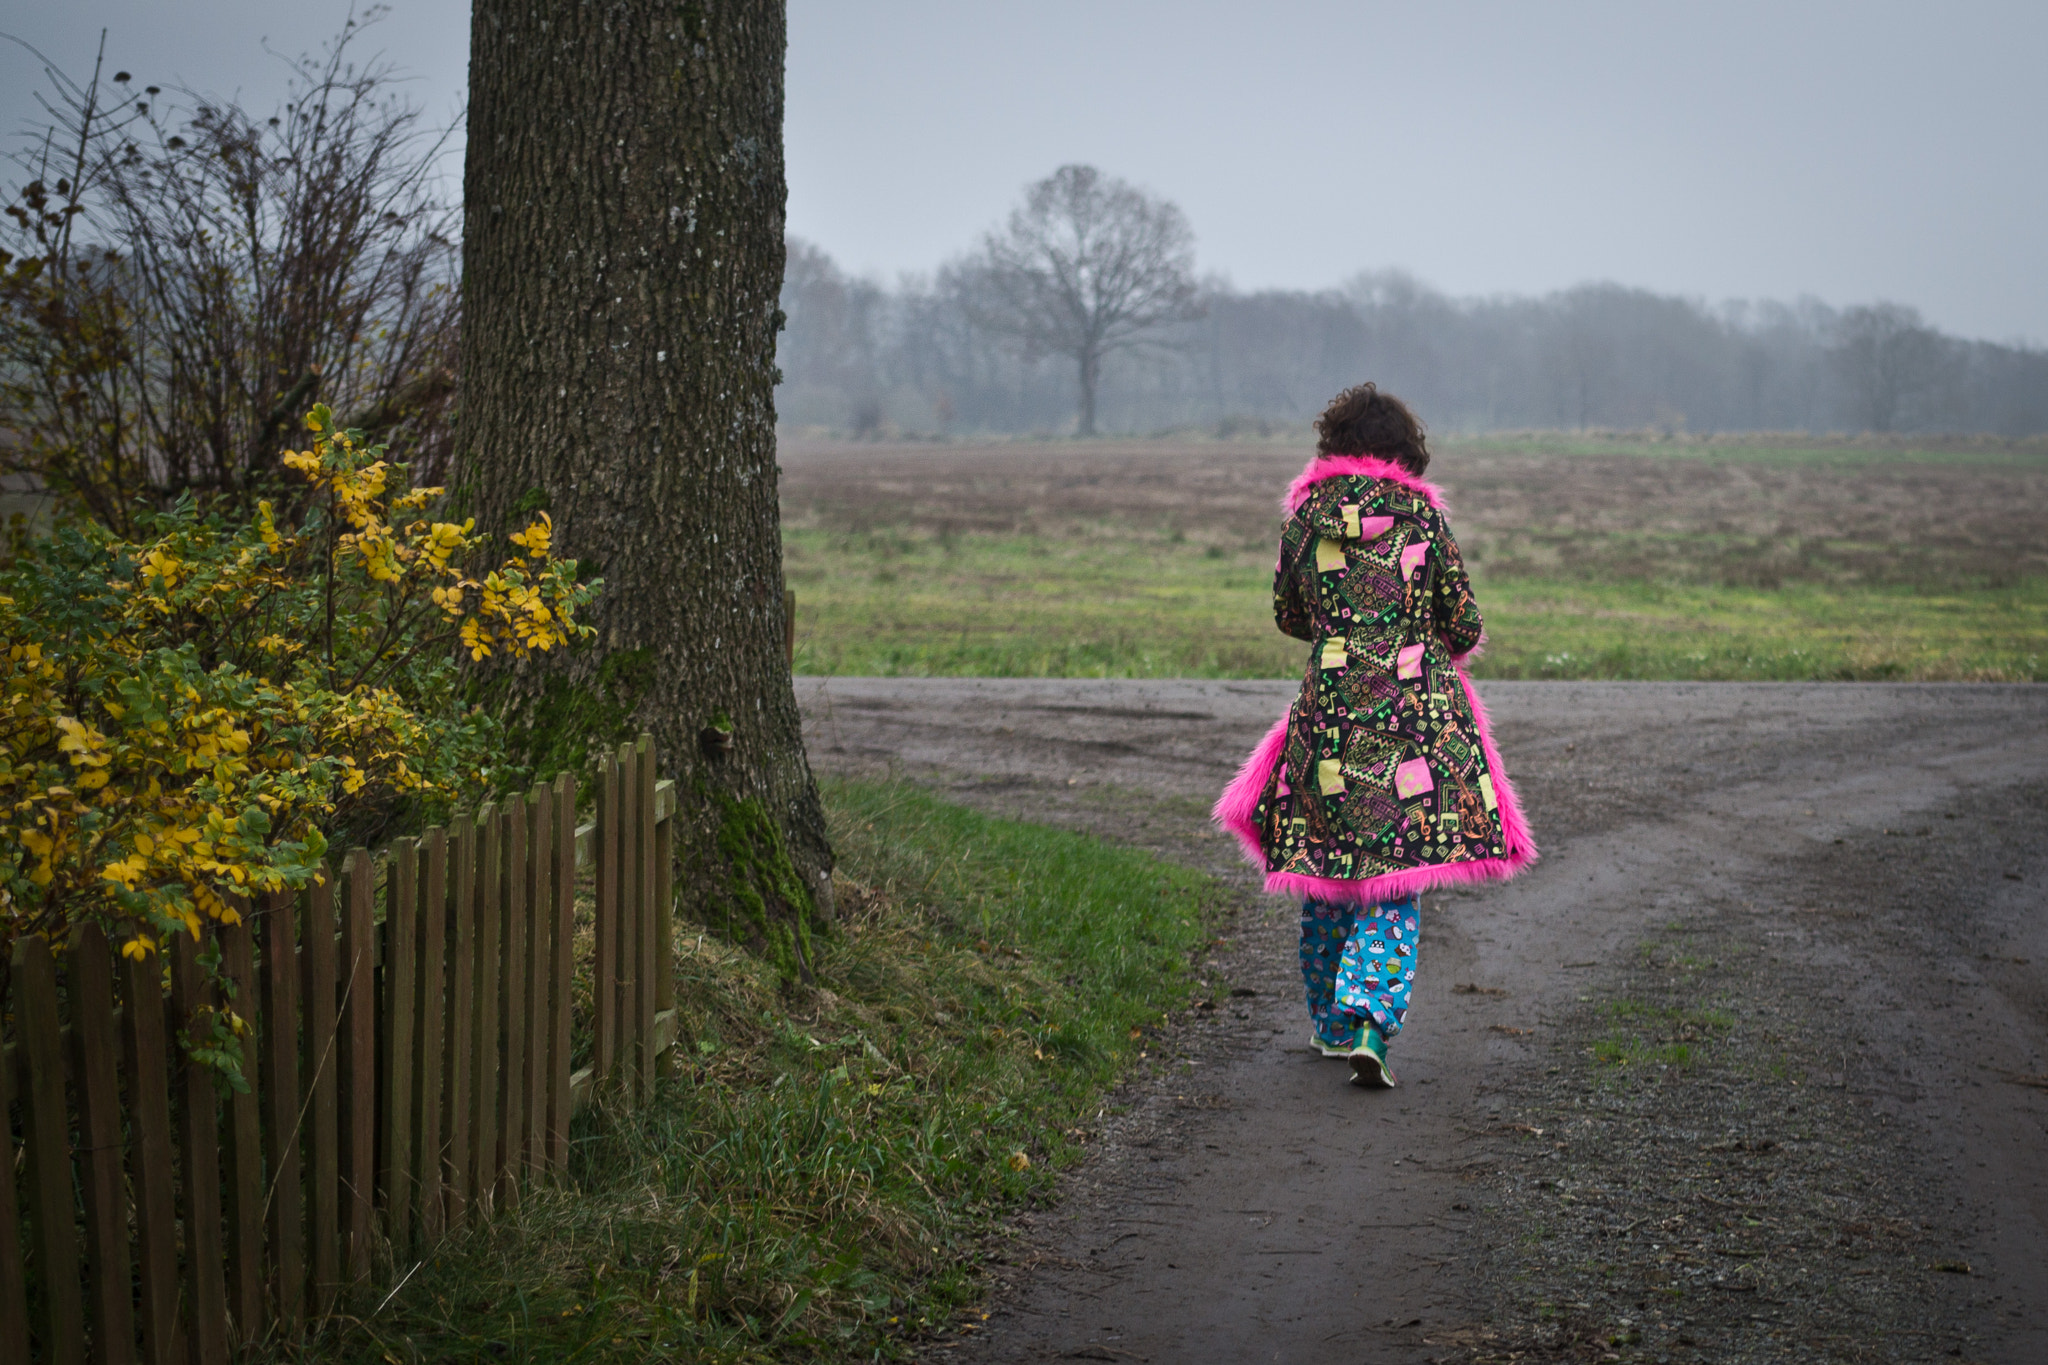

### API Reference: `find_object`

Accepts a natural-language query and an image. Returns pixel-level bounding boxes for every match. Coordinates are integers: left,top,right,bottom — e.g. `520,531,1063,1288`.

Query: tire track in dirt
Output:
798,679,2048,1364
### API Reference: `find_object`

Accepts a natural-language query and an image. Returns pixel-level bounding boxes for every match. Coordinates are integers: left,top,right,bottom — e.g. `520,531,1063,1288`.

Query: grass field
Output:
300,781,1226,1364
781,434,2048,682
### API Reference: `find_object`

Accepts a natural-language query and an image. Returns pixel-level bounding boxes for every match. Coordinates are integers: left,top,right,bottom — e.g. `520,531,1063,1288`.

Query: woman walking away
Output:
1214,384,1537,1088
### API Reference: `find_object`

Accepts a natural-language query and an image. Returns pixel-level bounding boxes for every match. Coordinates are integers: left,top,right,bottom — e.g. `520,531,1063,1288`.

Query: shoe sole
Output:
1349,1051,1397,1088
1312,1038,1353,1058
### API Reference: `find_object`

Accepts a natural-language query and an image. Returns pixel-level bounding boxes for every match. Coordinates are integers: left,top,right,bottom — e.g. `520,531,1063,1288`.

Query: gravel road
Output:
797,679,2048,1365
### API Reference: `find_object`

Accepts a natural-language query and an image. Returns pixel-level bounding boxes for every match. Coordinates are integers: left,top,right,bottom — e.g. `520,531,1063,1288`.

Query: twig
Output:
368,1258,427,1319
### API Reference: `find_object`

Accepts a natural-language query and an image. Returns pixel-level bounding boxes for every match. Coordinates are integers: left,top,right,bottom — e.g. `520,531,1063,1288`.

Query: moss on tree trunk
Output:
702,789,818,982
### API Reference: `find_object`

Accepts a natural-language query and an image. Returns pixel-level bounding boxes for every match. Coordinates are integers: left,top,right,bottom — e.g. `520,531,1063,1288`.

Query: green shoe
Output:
1347,1027,1397,1088
1311,1022,1365,1057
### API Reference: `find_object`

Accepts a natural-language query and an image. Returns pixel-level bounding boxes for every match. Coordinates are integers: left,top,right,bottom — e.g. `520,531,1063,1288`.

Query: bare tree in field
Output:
972,164,1199,436
461,0,832,972
1829,302,1952,432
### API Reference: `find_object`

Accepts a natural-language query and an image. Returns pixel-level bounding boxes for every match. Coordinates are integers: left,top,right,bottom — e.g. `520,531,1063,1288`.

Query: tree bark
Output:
460,0,832,965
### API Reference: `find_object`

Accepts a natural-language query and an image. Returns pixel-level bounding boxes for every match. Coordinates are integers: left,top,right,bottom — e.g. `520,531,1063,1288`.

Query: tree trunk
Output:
460,0,832,975
1077,348,1100,436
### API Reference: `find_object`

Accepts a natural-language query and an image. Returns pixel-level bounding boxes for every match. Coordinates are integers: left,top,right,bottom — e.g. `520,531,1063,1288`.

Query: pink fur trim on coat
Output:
1213,711,1290,866
1209,671,1536,906
1452,660,1536,866
1283,453,1448,516
1261,854,1525,906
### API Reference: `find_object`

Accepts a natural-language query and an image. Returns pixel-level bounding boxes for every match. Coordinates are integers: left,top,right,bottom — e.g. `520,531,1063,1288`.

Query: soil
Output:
779,437,2048,589
796,677,2048,1365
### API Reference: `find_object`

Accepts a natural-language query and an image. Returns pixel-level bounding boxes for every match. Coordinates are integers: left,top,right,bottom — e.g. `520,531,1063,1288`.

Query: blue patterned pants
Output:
1300,895,1421,1038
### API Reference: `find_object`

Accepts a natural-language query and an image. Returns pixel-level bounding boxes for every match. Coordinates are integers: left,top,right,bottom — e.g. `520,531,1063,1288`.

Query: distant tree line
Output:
777,172,2048,439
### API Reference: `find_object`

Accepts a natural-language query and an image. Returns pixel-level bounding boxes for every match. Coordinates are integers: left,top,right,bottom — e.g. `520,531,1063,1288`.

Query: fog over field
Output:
777,242,2048,438
8,3,2046,441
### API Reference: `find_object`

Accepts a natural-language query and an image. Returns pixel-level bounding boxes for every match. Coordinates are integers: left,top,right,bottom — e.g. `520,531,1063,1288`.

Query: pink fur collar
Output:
1284,453,1446,515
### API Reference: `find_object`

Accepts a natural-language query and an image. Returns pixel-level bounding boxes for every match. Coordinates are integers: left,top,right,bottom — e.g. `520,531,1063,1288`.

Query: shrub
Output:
0,406,596,976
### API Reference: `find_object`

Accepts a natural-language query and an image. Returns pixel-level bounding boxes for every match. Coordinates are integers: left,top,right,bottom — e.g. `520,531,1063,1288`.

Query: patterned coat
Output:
1214,454,1538,904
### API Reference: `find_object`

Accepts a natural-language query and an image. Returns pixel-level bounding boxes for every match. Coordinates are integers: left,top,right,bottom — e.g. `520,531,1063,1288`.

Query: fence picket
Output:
499,800,527,1201
0,1029,28,1365
14,937,84,1365
260,890,305,1327
594,756,618,1084
169,933,231,1365
548,772,576,1171
521,784,551,1172
471,804,503,1209
119,947,183,1365
72,923,137,1365
218,917,265,1341
377,839,417,1254
614,742,637,1095
412,829,447,1238
0,1009,30,1364
339,850,378,1281
303,872,342,1315
443,816,474,1228
655,778,675,1080
636,737,659,1103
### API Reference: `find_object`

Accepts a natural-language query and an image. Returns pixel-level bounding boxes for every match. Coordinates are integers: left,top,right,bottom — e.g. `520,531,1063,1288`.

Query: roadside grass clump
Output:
1589,997,1735,1072
296,778,1226,1364
1591,1036,1696,1069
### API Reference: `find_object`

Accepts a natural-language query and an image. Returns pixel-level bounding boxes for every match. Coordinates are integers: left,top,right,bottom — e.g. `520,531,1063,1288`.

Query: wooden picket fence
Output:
0,735,679,1363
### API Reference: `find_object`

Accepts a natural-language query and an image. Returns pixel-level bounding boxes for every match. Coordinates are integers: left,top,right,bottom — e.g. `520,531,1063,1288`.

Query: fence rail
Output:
2,735,676,1362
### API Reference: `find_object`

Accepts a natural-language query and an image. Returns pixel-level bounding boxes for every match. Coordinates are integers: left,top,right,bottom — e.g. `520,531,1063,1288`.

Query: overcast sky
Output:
6,2,2044,342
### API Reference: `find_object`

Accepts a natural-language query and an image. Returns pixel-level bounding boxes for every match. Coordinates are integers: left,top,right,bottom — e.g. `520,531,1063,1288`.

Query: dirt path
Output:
798,679,2048,1364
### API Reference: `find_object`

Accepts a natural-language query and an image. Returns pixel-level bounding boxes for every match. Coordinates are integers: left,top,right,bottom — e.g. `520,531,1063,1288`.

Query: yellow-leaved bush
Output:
0,406,596,1000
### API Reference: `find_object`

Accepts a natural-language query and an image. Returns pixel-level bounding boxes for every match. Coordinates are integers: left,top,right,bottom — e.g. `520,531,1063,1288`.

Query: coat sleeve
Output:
1272,511,1318,642
1428,508,1485,659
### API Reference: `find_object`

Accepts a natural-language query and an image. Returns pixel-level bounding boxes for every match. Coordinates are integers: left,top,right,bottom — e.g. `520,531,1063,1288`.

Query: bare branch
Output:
0,16,460,534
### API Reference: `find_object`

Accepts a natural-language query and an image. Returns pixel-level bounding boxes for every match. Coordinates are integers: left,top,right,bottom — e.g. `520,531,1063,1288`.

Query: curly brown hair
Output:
1313,383,1430,476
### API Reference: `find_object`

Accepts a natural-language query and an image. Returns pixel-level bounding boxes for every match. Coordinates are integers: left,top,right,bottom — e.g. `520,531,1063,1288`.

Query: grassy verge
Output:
300,779,1225,1364
1473,578,2045,681
785,526,1293,678
786,528,2047,682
